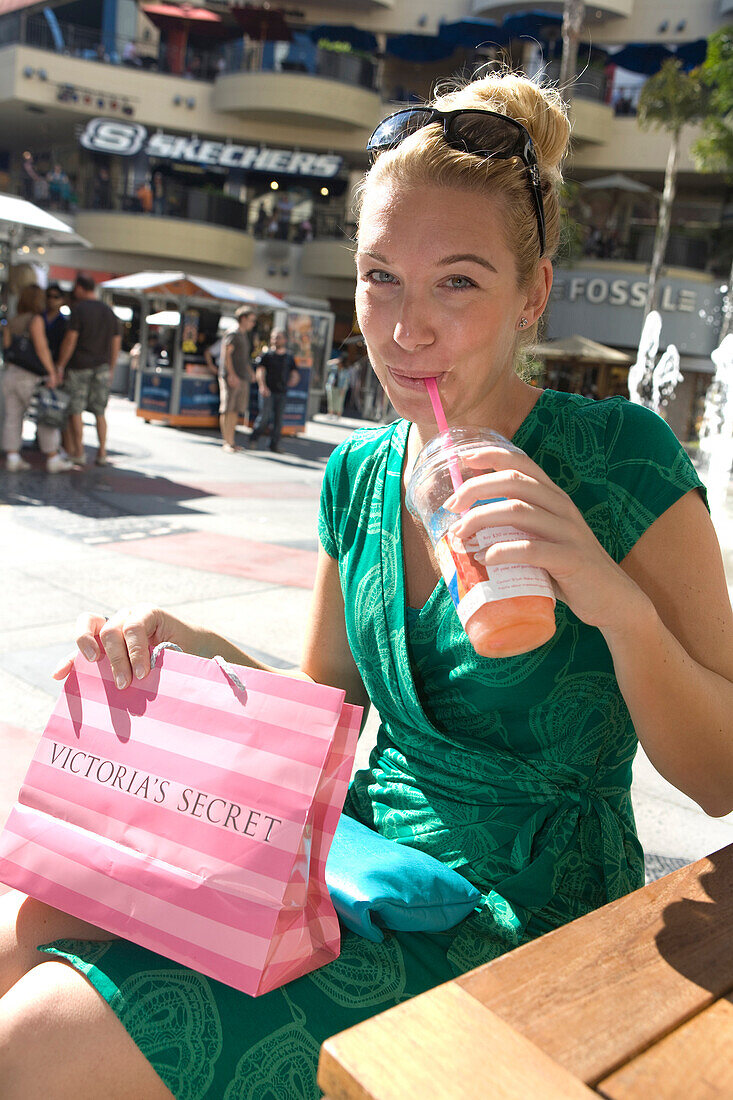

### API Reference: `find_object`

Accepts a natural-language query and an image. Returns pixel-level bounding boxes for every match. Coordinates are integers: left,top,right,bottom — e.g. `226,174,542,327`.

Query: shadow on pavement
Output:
186,427,343,468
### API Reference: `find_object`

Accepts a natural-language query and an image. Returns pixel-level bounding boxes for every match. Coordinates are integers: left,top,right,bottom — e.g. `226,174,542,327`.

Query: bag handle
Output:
150,642,248,705
213,655,248,705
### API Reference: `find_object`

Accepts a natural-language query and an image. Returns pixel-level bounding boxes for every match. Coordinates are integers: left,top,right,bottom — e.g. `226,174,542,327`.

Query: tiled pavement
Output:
2,396,732,887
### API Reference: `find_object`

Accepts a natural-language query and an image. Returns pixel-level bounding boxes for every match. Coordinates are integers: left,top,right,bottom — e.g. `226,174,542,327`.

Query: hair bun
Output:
436,72,571,178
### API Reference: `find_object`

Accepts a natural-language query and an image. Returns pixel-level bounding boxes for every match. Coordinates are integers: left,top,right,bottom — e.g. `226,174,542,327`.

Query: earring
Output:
518,317,528,329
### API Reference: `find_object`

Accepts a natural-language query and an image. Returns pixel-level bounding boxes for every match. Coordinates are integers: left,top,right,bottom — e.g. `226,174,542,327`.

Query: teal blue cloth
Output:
326,813,481,941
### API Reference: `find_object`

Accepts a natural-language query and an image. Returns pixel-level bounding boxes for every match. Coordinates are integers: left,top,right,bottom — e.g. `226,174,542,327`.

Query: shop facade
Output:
544,261,726,440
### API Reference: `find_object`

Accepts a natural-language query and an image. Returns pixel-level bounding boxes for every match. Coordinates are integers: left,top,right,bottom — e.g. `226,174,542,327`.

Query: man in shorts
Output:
219,307,256,453
57,273,122,467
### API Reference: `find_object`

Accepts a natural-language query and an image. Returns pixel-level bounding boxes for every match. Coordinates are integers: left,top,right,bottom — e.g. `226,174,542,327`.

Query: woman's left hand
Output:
444,444,647,634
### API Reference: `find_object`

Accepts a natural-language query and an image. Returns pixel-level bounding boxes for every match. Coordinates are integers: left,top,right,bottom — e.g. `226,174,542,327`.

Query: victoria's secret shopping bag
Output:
0,648,361,996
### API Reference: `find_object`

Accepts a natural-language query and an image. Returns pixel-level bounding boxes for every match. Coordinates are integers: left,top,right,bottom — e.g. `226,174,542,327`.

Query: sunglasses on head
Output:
366,107,546,256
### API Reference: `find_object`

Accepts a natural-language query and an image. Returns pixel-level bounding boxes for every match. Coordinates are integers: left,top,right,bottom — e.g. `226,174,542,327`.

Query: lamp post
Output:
559,0,585,101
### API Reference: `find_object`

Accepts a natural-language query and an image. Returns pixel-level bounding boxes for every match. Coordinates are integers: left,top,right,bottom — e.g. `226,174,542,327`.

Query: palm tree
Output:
692,26,733,339
559,0,585,102
637,60,706,323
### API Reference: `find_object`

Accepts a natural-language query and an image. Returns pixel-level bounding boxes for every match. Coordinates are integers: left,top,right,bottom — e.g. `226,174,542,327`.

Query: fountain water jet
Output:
628,311,662,407
698,334,733,524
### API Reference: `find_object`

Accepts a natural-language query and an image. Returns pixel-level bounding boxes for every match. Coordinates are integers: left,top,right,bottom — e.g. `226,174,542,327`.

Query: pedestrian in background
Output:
92,167,112,211
325,351,349,419
56,273,122,467
2,284,72,473
47,164,71,212
248,329,299,453
219,307,256,453
42,283,68,360
152,171,166,216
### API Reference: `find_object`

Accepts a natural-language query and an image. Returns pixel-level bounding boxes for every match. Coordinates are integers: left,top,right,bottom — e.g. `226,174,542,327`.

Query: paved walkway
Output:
1,397,732,884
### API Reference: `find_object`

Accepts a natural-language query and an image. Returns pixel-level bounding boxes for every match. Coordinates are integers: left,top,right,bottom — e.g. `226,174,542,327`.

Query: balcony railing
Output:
542,60,610,104
250,208,355,243
219,40,379,93
11,170,250,232
0,12,379,90
580,225,713,272
0,12,231,81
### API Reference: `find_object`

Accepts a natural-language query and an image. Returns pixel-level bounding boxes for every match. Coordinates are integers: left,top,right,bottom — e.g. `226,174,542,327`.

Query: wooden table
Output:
318,843,733,1099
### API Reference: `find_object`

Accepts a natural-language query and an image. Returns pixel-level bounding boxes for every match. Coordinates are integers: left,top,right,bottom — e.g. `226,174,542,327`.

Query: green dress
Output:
42,391,705,1099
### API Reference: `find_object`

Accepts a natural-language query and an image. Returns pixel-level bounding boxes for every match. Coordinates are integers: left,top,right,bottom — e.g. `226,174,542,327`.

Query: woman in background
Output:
2,283,72,473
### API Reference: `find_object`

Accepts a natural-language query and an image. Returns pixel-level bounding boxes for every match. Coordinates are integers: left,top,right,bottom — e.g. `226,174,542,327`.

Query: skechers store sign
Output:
80,118,343,178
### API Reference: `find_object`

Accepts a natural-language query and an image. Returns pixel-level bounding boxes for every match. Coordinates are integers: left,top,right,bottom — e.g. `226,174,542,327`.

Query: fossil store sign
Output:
548,267,720,357
79,118,343,179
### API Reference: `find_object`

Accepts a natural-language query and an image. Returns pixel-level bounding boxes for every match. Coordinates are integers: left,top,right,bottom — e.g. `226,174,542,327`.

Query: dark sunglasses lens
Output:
449,115,523,157
369,109,436,151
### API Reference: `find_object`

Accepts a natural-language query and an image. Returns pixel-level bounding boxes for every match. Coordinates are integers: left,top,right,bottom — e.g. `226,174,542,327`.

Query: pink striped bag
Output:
0,647,361,996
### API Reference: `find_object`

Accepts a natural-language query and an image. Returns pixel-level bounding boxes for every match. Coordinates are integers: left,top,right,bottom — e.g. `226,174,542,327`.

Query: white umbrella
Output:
580,175,659,245
532,335,633,365
581,174,659,197
0,193,91,253
102,270,282,309
145,310,182,326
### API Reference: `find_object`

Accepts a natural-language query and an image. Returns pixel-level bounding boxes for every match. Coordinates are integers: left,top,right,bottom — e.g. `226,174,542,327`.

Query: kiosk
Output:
101,271,333,434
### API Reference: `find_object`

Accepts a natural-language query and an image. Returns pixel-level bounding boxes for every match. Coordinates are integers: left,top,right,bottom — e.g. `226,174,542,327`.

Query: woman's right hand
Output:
52,606,200,689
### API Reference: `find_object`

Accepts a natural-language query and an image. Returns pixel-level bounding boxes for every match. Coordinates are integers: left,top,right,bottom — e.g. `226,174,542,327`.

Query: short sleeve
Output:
68,307,82,334
317,427,390,560
604,400,708,561
318,440,345,560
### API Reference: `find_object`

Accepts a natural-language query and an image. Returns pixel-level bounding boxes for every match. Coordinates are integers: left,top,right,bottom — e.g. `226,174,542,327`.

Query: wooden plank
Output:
457,844,733,1086
596,994,733,1099
318,982,596,1100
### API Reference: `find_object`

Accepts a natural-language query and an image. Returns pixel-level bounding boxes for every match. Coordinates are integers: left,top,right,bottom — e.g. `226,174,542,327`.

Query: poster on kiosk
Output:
102,272,334,435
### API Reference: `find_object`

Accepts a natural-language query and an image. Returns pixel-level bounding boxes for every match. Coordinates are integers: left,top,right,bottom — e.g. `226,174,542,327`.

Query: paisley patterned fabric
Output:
41,390,705,1098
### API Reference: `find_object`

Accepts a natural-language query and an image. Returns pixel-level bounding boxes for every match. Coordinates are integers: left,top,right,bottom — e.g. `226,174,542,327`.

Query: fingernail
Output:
444,495,457,510
80,644,96,662
116,674,128,689
135,666,146,680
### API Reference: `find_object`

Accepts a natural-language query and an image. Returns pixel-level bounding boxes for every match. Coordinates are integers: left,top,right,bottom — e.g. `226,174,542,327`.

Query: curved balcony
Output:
470,0,632,16
300,239,356,282
74,211,254,269
212,68,376,129
570,98,614,146
213,69,381,130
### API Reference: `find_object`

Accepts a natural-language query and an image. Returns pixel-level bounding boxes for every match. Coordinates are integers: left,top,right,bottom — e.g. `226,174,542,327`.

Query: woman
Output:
1,73,732,1097
2,283,72,473
325,351,349,418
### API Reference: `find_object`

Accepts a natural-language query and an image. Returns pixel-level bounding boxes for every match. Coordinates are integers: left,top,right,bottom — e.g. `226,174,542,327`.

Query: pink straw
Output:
424,376,463,494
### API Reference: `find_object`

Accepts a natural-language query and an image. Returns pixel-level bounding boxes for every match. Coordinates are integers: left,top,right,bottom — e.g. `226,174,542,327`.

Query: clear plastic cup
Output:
406,428,556,658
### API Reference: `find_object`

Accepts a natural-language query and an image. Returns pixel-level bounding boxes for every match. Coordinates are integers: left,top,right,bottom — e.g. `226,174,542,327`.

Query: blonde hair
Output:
357,72,571,348
16,284,46,316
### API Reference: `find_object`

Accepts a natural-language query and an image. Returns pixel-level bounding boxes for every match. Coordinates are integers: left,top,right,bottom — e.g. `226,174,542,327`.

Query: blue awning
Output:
306,24,378,53
609,43,675,75
387,10,563,62
674,38,707,70
438,19,506,51
385,33,456,63
610,39,707,76
501,10,562,40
